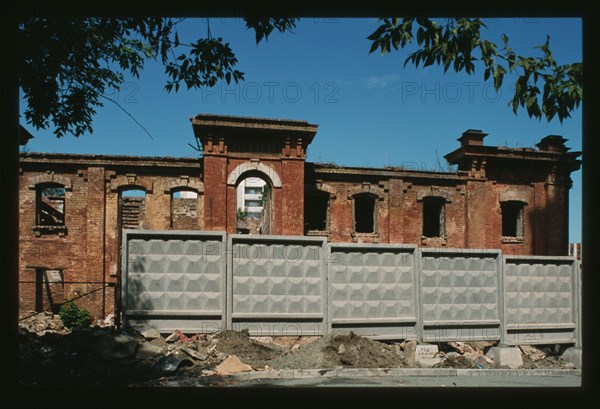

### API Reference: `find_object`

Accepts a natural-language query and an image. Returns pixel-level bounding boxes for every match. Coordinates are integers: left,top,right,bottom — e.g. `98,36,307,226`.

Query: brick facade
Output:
18,115,581,319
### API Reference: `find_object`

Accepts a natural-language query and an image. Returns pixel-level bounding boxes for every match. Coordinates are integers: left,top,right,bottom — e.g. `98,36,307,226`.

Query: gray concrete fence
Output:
122,230,581,347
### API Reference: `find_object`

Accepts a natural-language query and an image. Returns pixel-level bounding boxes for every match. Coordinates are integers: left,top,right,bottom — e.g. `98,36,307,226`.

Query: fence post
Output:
226,233,234,332
498,251,506,347
319,240,332,335
574,259,582,348
415,247,423,343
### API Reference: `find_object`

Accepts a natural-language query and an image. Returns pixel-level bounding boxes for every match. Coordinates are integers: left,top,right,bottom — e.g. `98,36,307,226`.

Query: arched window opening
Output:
119,188,147,230
236,176,272,235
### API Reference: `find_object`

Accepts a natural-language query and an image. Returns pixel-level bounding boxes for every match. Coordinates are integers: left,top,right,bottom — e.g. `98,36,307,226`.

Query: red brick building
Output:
19,114,581,318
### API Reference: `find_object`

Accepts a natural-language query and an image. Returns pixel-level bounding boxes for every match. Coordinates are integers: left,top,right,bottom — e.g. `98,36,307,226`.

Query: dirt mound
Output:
268,331,404,370
210,330,288,369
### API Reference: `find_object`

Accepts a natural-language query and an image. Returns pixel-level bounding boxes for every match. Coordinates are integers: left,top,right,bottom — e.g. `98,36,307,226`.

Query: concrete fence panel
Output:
122,230,227,333
503,256,581,346
227,235,328,336
419,249,503,343
327,244,419,340
120,231,581,346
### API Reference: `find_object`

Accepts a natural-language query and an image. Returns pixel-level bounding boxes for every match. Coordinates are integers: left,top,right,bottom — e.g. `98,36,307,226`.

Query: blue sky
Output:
19,18,582,243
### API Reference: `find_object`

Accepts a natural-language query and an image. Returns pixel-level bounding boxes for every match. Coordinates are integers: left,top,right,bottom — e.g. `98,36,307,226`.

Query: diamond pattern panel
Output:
505,262,574,325
421,255,499,322
126,238,224,313
232,243,324,315
329,250,416,320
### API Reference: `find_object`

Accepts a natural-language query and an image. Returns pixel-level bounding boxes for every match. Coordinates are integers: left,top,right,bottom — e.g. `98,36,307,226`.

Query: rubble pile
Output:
518,344,574,369
433,341,496,369
18,323,578,386
19,311,69,336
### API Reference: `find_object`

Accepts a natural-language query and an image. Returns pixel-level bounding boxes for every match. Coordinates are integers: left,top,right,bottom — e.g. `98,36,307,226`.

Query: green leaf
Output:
443,58,451,73
367,26,385,41
369,40,379,54
493,66,505,91
511,96,519,113
255,29,264,44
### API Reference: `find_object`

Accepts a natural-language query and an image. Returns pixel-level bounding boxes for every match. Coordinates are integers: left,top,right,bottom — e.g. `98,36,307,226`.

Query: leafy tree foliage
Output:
367,18,582,122
18,17,581,138
18,17,297,137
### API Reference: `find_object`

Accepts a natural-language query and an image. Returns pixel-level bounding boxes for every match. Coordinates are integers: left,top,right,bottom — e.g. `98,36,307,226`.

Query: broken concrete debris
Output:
518,344,547,361
448,341,476,355
165,331,180,343
180,345,208,361
131,323,161,341
414,344,442,368
486,347,524,369
19,312,68,336
403,340,417,367
215,355,254,375
561,348,582,369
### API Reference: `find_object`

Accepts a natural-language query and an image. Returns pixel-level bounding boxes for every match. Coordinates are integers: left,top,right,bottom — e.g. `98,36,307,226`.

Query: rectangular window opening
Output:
35,268,65,313
354,195,375,233
37,186,65,226
245,200,262,208
423,198,445,238
501,201,524,237
170,190,198,229
244,187,262,195
305,193,329,232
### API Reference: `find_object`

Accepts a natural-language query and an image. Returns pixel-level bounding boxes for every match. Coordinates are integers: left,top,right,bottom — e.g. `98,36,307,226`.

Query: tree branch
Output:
99,94,154,140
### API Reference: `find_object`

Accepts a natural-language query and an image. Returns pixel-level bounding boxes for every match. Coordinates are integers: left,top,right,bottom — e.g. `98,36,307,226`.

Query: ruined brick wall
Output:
318,172,467,247
202,156,228,231
171,198,199,230
281,159,305,235
19,154,203,319
19,166,103,318
18,130,579,319
204,155,304,236
311,162,574,255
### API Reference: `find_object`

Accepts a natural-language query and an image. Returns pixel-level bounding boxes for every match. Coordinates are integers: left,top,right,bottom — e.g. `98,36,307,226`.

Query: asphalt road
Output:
162,369,581,388
232,374,581,387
